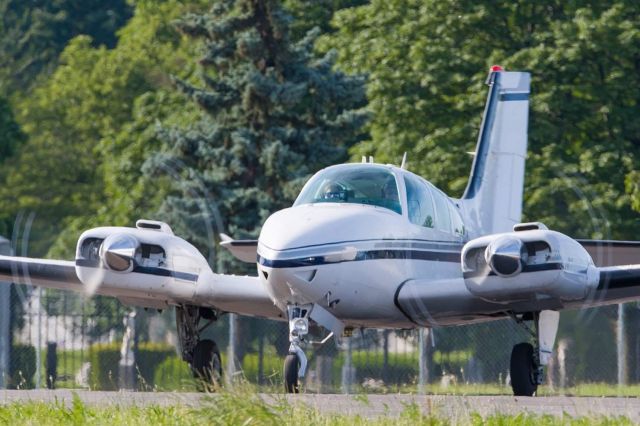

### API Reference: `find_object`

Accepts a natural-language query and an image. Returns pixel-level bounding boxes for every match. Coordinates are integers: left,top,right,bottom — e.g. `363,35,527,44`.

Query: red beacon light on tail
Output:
490,65,504,72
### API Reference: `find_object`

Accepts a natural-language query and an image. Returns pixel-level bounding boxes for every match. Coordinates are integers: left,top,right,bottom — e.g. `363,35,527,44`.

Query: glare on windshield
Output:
294,166,402,214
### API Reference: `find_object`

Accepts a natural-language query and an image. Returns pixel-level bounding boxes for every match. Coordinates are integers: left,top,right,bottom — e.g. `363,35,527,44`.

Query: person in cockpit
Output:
381,177,401,213
321,182,348,201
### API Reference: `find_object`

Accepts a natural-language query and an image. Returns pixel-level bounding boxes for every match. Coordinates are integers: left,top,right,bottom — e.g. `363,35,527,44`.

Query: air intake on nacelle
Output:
513,222,549,232
136,219,174,235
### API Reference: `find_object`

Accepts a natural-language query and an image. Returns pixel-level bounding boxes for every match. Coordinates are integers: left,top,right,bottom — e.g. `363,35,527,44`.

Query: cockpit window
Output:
294,166,402,214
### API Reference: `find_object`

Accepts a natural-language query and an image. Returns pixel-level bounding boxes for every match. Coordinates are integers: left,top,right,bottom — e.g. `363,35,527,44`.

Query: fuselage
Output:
256,163,471,328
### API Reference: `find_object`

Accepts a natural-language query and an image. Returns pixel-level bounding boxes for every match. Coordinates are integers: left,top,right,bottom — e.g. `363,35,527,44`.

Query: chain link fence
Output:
1,281,636,392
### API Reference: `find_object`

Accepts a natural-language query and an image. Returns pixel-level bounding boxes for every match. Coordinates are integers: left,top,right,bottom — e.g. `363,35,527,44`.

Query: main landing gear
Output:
176,305,223,387
510,310,559,396
283,305,311,393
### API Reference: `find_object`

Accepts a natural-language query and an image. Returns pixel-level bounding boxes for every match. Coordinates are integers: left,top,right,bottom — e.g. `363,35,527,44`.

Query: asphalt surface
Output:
1,390,640,420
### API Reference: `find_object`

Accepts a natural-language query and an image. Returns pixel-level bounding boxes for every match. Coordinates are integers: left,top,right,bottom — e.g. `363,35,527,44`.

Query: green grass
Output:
338,382,640,398
0,388,634,426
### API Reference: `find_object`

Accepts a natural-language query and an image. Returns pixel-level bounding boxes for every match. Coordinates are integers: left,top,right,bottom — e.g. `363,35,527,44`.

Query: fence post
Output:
118,311,136,390
617,303,627,385
0,237,11,389
418,328,430,394
35,287,42,389
227,313,237,383
341,337,354,394
46,342,57,389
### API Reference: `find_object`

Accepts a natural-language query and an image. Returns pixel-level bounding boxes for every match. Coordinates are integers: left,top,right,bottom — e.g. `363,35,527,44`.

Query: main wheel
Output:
284,353,300,393
510,342,538,396
192,339,222,387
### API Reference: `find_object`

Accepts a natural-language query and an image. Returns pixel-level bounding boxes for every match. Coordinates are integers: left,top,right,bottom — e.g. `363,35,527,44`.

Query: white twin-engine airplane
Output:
1,67,639,396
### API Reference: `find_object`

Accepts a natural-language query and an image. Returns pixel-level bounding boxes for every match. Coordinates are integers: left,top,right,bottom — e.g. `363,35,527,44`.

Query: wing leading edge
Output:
589,264,640,305
578,239,640,267
0,254,282,320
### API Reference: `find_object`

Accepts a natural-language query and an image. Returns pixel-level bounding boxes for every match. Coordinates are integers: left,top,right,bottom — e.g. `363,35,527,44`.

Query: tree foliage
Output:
0,0,132,95
147,0,367,270
324,0,640,239
0,0,206,258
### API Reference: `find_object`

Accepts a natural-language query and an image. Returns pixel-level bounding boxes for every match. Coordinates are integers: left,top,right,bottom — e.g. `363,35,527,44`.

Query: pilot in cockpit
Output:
322,182,348,201
382,178,399,203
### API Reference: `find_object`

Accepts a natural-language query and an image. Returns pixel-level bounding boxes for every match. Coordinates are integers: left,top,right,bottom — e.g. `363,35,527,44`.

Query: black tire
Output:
284,353,300,393
192,339,223,387
510,342,538,396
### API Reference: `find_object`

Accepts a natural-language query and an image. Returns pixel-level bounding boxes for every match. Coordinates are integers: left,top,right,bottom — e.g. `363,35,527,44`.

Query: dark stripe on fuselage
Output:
75,258,198,282
258,248,461,269
462,262,563,279
259,237,464,252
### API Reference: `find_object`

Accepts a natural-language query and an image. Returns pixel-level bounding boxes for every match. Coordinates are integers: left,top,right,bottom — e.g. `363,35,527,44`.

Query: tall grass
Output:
0,386,633,425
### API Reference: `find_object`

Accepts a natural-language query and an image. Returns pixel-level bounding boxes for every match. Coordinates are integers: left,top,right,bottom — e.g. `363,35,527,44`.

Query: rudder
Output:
460,69,531,237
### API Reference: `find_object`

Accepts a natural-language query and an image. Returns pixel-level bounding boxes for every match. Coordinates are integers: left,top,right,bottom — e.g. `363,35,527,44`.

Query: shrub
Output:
88,342,176,390
9,344,36,389
153,356,196,391
136,343,176,389
88,343,120,390
241,352,282,383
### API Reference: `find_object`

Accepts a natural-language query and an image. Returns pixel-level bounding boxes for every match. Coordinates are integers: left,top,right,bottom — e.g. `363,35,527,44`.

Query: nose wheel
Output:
284,353,300,393
284,305,311,393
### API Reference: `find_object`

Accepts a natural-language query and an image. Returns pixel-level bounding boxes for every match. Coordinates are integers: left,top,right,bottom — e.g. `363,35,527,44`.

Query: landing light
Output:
292,318,309,336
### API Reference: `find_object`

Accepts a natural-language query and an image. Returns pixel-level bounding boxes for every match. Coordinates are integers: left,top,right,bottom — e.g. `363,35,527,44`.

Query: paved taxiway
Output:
0,390,639,420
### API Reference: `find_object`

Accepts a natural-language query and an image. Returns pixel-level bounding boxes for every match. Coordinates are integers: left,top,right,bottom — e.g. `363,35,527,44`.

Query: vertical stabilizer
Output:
460,69,530,237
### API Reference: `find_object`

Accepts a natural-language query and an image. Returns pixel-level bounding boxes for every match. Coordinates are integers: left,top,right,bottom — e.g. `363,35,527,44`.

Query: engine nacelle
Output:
462,225,599,303
74,220,211,306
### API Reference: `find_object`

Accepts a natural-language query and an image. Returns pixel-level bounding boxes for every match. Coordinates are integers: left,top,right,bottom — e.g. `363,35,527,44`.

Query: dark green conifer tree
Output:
147,0,367,272
0,96,24,236
0,0,132,94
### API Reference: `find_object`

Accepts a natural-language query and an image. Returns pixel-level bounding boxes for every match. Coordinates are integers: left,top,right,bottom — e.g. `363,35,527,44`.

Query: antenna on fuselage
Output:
400,152,407,169
368,156,374,163
361,156,367,163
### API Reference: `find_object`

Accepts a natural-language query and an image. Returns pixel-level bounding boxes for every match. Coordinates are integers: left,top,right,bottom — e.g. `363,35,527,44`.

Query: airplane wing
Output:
219,233,258,263
577,239,640,267
0,256,83,291
457,224,640,314
0,221,283,321
590,264,640,305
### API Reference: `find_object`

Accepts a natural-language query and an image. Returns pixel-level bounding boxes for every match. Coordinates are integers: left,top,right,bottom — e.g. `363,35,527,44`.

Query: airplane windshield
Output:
294,166,402,214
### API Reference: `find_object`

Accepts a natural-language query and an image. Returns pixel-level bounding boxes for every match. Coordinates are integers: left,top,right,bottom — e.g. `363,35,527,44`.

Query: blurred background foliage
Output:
0,0,639,388
0,0,636,259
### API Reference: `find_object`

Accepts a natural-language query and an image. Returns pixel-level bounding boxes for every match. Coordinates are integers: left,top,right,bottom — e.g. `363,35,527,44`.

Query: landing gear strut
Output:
510,310,559,396
176,305,222,386
284,305,311,393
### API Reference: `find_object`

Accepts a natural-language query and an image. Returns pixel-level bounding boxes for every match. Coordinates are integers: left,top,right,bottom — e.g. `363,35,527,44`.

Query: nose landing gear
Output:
284,305,311,393
510,310,560,396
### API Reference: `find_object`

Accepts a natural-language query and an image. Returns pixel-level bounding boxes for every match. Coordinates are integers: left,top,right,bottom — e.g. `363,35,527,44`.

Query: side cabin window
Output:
430,187,452,233
404,175,435,228
449,203,466,237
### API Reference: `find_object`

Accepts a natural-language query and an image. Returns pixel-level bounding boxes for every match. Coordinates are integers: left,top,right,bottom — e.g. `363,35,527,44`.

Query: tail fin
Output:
459,69,530,237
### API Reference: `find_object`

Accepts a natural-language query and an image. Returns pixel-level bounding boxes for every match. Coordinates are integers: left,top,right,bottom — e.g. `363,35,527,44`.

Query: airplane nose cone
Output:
259,204,404,251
